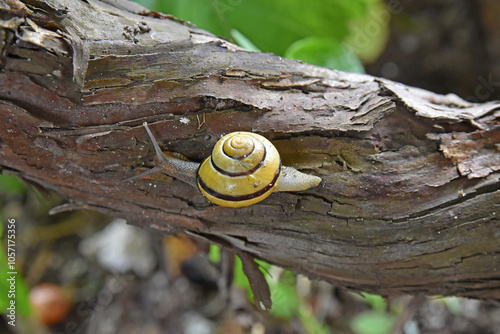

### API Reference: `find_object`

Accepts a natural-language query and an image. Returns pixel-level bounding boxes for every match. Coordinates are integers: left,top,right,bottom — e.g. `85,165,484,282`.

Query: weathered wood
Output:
1,0,499,299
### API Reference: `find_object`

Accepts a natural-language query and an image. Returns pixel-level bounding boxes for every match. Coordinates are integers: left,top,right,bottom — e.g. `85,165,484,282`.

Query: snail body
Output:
122,122,321,207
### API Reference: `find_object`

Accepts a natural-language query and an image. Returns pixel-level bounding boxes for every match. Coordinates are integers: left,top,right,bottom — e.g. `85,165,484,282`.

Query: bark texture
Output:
1,0,499,299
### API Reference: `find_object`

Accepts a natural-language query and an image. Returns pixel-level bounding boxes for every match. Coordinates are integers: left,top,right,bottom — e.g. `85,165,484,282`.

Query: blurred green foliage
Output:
0,244,32,318
0,175,27,196
0,187,31,318
285,36,364,73
132,0,390,73
351,310,395,334
208,243,221,263
350,293,395,334
233,255,329,332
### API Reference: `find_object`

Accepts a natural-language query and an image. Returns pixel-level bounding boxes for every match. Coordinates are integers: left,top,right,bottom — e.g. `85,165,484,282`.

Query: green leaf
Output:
208,244,221,263
0,175,27,195
152,0,231,39
439,296,462,316
0,243,31,316
285,37,364,72
351,311,395,334
269,276,299,318
133,0,387,63
146,0,376,56
230,29,260,52
359,292,387,312
233,255,251,295
344,0,390,62
234,258,298,318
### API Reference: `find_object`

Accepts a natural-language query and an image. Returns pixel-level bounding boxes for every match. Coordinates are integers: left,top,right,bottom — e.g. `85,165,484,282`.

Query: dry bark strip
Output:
0,0,499,300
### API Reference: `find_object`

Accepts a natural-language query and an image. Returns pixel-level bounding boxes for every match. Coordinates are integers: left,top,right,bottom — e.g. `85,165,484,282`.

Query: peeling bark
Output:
1,0,499,299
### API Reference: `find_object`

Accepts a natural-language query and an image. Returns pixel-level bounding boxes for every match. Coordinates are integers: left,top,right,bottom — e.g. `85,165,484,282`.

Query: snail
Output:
122,122,322,207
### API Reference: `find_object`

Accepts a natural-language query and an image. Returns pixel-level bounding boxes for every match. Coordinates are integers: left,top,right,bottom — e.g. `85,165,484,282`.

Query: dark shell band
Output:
197,162,281,202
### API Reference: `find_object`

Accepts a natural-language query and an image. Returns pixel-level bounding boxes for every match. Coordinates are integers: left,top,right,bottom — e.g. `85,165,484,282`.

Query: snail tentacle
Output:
143,121,168,164
120,122,199,187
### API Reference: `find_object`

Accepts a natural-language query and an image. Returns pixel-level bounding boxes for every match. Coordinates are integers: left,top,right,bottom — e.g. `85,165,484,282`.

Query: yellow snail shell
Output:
121,122,322,208
197,132,281,207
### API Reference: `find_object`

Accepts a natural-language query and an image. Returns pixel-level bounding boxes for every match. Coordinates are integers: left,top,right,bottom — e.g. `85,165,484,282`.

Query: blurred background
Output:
1,0,499,333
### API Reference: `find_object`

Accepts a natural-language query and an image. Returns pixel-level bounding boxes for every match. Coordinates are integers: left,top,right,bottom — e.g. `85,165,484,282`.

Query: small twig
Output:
197,113,206,129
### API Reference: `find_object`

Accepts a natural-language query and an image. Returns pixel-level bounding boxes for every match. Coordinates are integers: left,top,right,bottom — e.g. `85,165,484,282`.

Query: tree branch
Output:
1,0,499,299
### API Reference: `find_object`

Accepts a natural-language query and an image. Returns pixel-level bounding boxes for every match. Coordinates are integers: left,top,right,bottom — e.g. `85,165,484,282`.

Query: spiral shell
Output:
196,132,282,207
